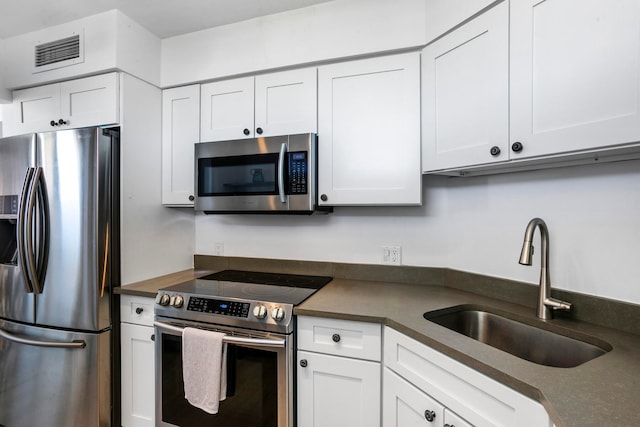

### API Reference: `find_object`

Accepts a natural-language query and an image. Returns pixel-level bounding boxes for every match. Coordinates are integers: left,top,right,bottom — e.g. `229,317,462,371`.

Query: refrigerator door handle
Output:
23,167,49,295
0,327,86,349
17,167,36,294
33,167,50,294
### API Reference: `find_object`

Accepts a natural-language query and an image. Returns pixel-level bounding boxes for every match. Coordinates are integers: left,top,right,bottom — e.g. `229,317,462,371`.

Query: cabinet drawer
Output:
297,316,381,361
120,295,155,327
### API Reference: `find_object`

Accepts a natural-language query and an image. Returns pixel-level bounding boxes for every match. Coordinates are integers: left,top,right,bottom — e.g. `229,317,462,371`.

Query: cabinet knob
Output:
58,119,67,126
243,128,250,136
151,334,155,342
320,194,328,202
444,424,454,427
188,195,195,202
50,120,57,127
256,127,263,135
332,333,341,343
300,359,308,368
424,410,436,422
511,141,524,153
490,146,501,157
135,307,144,315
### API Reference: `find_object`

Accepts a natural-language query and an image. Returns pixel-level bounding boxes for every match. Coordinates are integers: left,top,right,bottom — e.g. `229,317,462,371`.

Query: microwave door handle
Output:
17,168,36,294
278,142,287,204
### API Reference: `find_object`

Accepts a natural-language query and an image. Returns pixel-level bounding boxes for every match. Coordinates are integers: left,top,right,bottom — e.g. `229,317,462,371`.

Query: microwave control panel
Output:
288,152,308,194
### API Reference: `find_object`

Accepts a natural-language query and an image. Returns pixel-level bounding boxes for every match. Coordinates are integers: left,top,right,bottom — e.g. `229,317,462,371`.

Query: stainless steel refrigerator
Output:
0,126,119,427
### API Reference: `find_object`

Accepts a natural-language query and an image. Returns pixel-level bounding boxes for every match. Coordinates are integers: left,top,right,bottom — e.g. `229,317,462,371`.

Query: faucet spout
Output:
518,218,572,320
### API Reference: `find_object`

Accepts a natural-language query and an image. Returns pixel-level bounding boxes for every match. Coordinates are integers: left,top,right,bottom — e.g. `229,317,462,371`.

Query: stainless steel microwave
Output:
195,133,331,214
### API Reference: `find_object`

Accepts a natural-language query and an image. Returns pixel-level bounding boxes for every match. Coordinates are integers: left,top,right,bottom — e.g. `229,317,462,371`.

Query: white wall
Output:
0,39,10,102
196,159,640,305
161,0,427,86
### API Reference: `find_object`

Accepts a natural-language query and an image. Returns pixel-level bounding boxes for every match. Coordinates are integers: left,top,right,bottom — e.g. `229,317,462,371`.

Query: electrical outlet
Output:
382,246,402,265
214,242,224,256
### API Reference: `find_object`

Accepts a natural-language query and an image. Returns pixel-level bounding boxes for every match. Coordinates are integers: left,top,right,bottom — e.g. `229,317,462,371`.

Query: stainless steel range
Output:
154,270,331,427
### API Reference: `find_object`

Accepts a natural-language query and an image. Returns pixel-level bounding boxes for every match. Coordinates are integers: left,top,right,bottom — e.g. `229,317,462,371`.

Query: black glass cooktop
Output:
201,270,333,290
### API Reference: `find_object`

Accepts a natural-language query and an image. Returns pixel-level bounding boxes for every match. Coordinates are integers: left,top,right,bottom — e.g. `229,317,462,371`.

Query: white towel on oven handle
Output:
182,327,227,414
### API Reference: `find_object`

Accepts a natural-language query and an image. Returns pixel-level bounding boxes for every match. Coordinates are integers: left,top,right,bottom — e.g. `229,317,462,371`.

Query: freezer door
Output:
0,134,37,323
0,319,111,427
35,127,115,330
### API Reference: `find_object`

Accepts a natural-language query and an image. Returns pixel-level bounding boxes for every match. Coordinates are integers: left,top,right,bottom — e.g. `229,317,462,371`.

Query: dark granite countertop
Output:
295,277,640,427
118,257,640,427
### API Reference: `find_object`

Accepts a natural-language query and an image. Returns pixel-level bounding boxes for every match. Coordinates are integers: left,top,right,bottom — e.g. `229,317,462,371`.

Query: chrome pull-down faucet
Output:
519,218,572,320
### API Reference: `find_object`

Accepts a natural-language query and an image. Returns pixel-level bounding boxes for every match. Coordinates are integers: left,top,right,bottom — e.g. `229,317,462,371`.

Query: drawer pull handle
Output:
424,410,436,422
135,307,144,315
332,333,341,343
300,359,308,368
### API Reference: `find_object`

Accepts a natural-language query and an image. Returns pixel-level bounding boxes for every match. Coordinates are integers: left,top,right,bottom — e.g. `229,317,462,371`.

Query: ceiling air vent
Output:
33,32,84,73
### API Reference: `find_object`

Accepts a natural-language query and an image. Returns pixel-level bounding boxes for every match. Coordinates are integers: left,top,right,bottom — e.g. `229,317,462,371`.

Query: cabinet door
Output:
444,408,473,427
60,72,119,129
422,2,509,171
425,0,496,43
255,67,317,137
510,0,640,159
121,322,155,427
383,368,445,427
162,85,200,206
318,53,421,206
297,350,381,427
3,83,60,136
200,77,254,141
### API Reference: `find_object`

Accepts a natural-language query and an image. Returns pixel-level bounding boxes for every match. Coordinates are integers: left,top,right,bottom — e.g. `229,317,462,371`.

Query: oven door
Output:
154,318,293,427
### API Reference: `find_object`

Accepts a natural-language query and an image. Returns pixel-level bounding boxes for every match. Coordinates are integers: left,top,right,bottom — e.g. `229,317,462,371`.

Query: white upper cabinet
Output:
422,1,509,172
423,0,640,173
2,72,119,136
200,76,254,141
200,68,317,142
254,68,317,137
425,0,497,43
161,85,200,206
510,0,640,160
318,53,421,206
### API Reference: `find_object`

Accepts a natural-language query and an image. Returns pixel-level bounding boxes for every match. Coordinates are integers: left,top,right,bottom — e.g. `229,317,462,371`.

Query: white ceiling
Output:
0,0,335,39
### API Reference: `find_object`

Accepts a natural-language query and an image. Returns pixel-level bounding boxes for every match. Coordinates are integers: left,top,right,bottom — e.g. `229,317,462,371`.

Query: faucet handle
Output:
544,297,572,312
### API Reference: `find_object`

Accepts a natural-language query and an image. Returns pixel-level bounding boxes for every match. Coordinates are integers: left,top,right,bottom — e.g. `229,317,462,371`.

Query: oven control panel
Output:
155,290,295,333
187,297,250,318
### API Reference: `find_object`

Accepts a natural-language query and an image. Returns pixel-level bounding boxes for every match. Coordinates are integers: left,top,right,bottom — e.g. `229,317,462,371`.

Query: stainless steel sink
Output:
424,306,611,368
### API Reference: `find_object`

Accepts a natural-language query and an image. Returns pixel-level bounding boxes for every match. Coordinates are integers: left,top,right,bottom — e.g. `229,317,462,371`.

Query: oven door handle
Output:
154,321,286,349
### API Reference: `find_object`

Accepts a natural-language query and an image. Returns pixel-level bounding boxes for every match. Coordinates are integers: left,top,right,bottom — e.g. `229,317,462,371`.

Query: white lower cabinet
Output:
297,316,382,427
384,327,552,427
120,295,156,427
297,350,381,427
384,367,471,427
